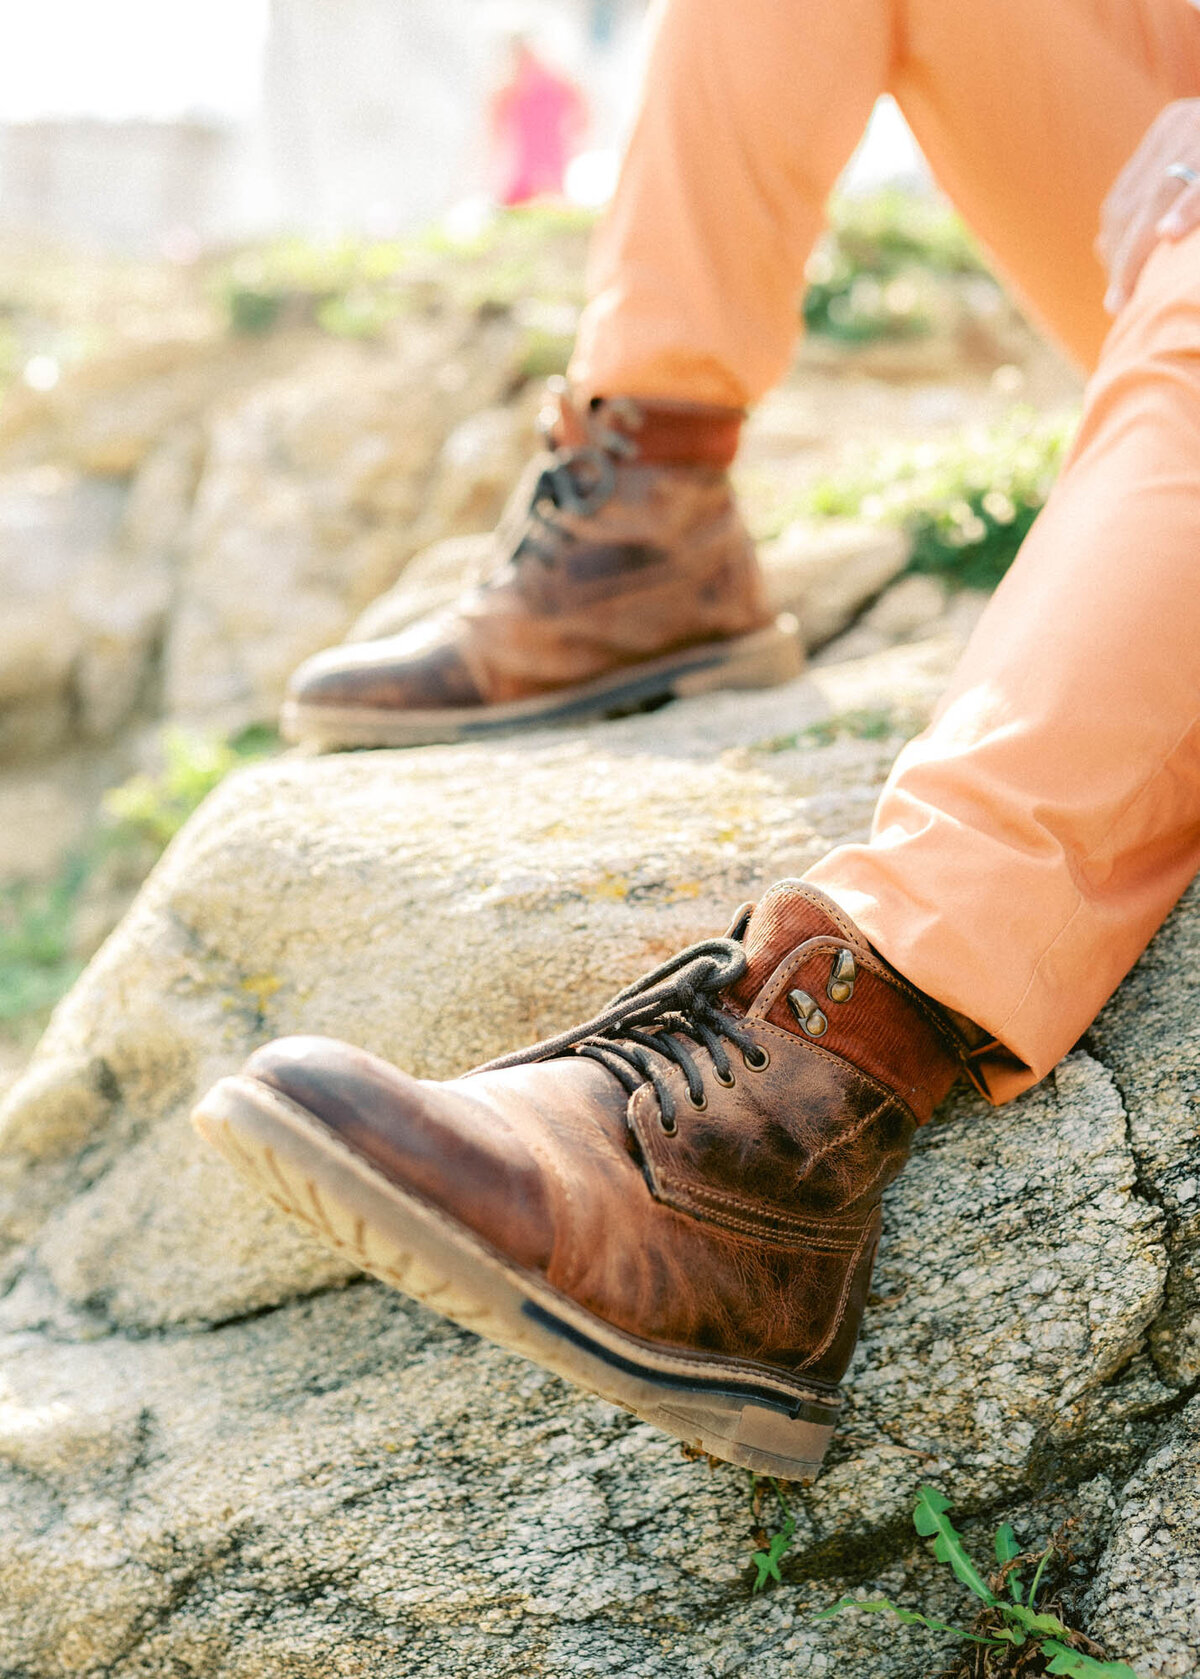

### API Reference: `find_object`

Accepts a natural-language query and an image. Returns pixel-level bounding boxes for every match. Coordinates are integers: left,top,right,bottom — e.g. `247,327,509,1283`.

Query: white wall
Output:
0,119,242,253
259,0,647,238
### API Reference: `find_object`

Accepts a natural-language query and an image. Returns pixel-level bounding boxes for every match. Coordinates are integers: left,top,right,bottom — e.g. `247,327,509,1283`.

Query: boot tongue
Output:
727,881,864,1009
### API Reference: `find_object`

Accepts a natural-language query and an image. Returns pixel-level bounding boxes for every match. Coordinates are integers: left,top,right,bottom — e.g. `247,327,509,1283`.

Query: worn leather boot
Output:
193,883,968,1478
281,385,801,750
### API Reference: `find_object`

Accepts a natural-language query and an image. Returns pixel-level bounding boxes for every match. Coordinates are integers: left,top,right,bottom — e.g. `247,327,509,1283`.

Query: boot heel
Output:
643,1387,840,1481
672,615,804,697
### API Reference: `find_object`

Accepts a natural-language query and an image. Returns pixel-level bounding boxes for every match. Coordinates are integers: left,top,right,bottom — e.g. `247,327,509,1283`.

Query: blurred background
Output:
0,0,926,252
0,0,1080,1088
1,0,638,250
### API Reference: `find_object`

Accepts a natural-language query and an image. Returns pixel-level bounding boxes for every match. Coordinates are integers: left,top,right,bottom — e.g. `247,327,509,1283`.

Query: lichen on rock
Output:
0,650,1196,1676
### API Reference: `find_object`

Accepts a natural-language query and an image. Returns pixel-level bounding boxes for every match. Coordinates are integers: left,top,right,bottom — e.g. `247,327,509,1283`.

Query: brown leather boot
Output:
193,883,967,1478
281,385,801,749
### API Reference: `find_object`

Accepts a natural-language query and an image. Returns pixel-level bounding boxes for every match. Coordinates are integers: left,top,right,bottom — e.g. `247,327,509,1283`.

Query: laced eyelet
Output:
659,1113,678,1136
742,1044,770,1071
713,1066,736,1088
688,1089,707,1111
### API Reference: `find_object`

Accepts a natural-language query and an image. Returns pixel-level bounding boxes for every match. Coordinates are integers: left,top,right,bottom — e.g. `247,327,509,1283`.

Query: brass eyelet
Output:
827,948,857,1004
659,1112,678,1136
787,989,828,1038
742,1044,770,1071
713,1066,736,1088
688,1089,707,1111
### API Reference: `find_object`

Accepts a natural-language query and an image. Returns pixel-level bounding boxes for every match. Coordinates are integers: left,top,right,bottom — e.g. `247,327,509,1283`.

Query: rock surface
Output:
0,231,1083,897
0,650,1195,1677
0,311,534,882
0,467,142,761
160,317,524,737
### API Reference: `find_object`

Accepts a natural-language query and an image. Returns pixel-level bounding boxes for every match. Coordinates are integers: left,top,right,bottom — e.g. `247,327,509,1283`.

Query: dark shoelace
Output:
513,406,639,568
473,938,767,1133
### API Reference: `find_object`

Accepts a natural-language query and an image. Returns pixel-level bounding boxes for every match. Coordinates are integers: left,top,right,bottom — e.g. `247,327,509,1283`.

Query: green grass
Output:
216,190,993,351
814,1488,1136,1677
218,204,595,339
102,724,277,850
753,706,921,755
0,726,278,1039
515,324,575,383
0,859,89,1027
803,189,994,345
792,407,1078,589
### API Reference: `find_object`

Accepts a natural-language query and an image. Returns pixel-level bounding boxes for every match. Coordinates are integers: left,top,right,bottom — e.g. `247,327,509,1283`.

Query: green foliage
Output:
803,706,910,746
913,1486,996,1604
830,189,986,276
752,1516,795,1593
815,1488,1137,1677
796,408,1077,589
0,858,87,1026
217,204,594,341
1042,1641,1142,1677
748,1476,797,1594
315,289,406,340
516,325,574,382
0,727,278,1039
803,189,993,344
103,725,276,850
226,286,286,335
221,235,414,336
996,1524,1022,1568
754,706,921,755
813,1598,1001,1646
218,192,991,351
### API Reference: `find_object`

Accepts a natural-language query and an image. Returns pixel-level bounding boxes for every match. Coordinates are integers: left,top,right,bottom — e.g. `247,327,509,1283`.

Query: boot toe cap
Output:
243,1035,555,1270
244,1033,414,1135
286,624,482,713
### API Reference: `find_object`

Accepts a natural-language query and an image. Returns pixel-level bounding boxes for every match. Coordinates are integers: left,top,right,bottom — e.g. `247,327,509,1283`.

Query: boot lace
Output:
474,938,767,1133
511,402,640,568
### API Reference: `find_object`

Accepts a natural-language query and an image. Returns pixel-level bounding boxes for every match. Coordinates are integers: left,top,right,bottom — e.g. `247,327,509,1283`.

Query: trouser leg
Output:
571,0,1200,405
893,0,1200,370
805,0,1200,1098
568,0,890,406
569,0,1200,1099
807,227,1200,1099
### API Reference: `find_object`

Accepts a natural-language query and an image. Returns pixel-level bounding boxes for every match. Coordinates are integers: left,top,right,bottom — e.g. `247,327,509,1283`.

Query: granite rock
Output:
0,656,1195,1676
161,316,523,736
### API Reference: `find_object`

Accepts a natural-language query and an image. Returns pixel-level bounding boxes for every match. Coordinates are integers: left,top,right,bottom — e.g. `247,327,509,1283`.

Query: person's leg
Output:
807,224,1200,1100
893,0,1200,372
207,239,1200,1475
574,0,1200,408
570,0,890,407
285,0,892,749
300,0,1198,747
213,0,1200,1485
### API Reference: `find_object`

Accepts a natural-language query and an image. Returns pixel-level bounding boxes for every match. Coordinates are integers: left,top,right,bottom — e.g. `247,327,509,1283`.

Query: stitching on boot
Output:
794,1213,880,1372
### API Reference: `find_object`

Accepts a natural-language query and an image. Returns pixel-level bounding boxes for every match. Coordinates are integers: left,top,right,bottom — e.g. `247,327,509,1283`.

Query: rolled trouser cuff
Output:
544,381,744,468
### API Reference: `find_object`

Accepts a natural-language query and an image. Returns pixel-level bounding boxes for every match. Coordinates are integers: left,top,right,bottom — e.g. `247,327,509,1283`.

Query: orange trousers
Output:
569,0,1200,1101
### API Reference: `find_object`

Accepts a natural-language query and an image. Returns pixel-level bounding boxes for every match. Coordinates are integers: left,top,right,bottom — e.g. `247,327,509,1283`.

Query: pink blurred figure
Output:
489,35,589,206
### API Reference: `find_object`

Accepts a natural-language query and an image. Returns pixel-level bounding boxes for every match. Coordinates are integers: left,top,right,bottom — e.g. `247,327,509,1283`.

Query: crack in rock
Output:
0,730,1196,1675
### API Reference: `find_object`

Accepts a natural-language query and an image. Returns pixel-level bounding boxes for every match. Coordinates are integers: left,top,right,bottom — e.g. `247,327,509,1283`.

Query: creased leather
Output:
247,886,962,1387
456,462,768,702
284,614,483,710
287,400,770,715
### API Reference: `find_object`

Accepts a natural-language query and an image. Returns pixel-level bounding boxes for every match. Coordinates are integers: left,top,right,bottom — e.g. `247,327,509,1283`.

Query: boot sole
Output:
281,616,803,750
193,1072,842,1480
